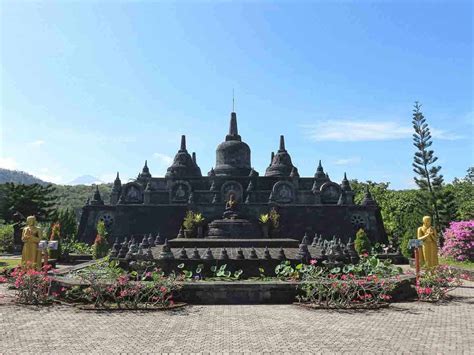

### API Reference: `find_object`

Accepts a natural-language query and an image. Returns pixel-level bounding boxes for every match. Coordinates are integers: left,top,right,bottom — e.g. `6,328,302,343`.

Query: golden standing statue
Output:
417,216,439,268
21,216,43,269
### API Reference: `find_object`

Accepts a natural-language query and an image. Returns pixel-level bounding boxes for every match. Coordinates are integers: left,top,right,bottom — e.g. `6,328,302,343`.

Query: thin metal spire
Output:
232,88,235,112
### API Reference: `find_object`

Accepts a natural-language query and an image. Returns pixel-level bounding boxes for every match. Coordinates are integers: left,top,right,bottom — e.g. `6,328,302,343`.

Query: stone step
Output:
168,238,300,248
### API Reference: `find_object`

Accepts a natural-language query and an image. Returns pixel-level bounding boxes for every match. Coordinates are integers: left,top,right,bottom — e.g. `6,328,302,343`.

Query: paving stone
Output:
0,281,473,353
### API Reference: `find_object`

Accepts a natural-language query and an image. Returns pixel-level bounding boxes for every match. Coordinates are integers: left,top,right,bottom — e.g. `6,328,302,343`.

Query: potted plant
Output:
259,214,270,238
193,213,205,238
269,208,280,238
183,211,196,238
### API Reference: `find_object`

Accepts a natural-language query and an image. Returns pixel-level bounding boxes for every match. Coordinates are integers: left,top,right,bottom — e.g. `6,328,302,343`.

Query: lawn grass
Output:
0,258,20,271
439,256,474,270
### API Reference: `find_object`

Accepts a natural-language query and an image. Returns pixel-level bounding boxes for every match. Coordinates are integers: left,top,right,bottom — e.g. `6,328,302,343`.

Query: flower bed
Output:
2,260,184,310
416,265,465,302
297,266,399,309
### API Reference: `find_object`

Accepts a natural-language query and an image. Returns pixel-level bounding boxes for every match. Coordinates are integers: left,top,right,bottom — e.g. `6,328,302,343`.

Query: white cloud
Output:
153,153,173,165
302,120,462,142
334,157,362,165
430,128,463,140
0,157,18,170
30,140,45,146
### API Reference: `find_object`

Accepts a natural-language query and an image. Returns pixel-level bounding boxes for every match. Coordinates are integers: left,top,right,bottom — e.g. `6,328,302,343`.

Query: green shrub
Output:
0,224,14,253
354,229,371,255
400,231,413,259
92,220,109,259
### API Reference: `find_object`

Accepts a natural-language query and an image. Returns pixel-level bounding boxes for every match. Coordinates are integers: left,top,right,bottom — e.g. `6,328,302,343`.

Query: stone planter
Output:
184,229,193,238
261,224,270,238
197,226,204,238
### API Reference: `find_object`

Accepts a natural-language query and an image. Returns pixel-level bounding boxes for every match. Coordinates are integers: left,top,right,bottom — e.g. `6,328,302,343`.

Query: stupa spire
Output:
226,112,241,141
279,135,286,151
265,135,295,177
180,135,187,151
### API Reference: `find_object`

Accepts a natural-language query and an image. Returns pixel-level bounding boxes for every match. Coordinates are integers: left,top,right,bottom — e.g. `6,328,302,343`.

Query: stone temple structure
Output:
78,110,387,247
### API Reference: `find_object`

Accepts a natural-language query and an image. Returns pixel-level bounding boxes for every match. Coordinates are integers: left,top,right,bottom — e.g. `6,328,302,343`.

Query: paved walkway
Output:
1,282,473,354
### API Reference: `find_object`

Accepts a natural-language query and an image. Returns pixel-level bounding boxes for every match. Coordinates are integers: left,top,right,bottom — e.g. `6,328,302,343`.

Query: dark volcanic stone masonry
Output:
78,111,387,244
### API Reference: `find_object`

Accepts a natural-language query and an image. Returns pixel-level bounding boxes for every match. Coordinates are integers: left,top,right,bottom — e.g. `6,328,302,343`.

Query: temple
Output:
78,110,387,245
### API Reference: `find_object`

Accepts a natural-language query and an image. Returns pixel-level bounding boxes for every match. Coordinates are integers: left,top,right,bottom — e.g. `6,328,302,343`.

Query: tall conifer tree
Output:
411,102,454,244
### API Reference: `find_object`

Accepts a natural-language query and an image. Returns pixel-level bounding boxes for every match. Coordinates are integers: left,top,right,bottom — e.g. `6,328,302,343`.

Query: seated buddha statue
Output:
21,216,43,269
223,193,239,219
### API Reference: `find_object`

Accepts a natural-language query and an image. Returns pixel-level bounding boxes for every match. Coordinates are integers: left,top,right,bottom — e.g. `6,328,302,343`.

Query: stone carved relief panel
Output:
220,181,243,203
170,181,191,203
271,181,295,203
320,182,342,204
122,183,143,204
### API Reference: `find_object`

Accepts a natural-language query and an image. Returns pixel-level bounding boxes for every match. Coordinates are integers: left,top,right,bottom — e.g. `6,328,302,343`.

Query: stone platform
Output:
206,218,261,238
169,238,299,248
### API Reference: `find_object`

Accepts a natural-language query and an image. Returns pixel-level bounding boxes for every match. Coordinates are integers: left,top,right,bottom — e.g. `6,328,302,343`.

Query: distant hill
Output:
53,183,113,216
68,175,104,185
0,168,49,185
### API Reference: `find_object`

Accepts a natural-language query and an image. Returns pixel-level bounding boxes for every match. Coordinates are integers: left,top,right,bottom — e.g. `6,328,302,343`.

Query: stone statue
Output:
223,193,239,219
175,185,186,199
225,193,237,210
21,216,43,269
417,216,439,268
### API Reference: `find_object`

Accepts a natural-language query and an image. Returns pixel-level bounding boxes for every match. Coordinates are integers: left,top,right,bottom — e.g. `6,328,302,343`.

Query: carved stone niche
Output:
220,181,243,203
320,182,342,204
170,180,192,203
271,181,295,204
121,183,143,204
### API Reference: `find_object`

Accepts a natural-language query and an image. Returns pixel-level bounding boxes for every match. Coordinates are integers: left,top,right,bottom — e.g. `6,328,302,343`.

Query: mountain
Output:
68,175,104,186
0,168,49,185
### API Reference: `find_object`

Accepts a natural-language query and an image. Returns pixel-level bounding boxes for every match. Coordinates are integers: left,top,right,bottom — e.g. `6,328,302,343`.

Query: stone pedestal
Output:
207,218,261,239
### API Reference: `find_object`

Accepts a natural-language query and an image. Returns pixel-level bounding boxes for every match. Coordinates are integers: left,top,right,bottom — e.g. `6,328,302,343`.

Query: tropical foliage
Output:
440,220,474,262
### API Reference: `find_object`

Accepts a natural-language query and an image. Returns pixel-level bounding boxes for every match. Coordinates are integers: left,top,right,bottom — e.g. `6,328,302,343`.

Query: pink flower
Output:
309,259,317,265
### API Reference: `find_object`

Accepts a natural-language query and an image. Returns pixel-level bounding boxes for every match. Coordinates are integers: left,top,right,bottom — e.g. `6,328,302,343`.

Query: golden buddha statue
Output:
417,216,439,268
223,193,239,219
225,193,237,210
21,216,43,269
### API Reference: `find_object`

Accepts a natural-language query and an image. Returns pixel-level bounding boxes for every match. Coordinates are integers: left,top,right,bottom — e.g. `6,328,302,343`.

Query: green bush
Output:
0,223,14,253
354,229,371,255
92,220,109,259
400,231,413,259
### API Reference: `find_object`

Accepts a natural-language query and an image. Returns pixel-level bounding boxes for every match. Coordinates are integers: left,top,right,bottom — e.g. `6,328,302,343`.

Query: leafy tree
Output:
448,167,474,220
0,183,56,223
50,208,78,241
411,102,455,241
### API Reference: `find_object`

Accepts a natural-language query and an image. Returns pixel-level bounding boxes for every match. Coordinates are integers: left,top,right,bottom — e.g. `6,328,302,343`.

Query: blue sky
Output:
1,1,472,189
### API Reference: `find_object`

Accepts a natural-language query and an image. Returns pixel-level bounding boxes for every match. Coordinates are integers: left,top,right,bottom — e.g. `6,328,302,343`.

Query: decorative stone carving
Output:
170,181,191,203
220,181,243,203
97,213,114,229
350,214,366,229
271,181,295,204
121,183,143,204
320,182,342,204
